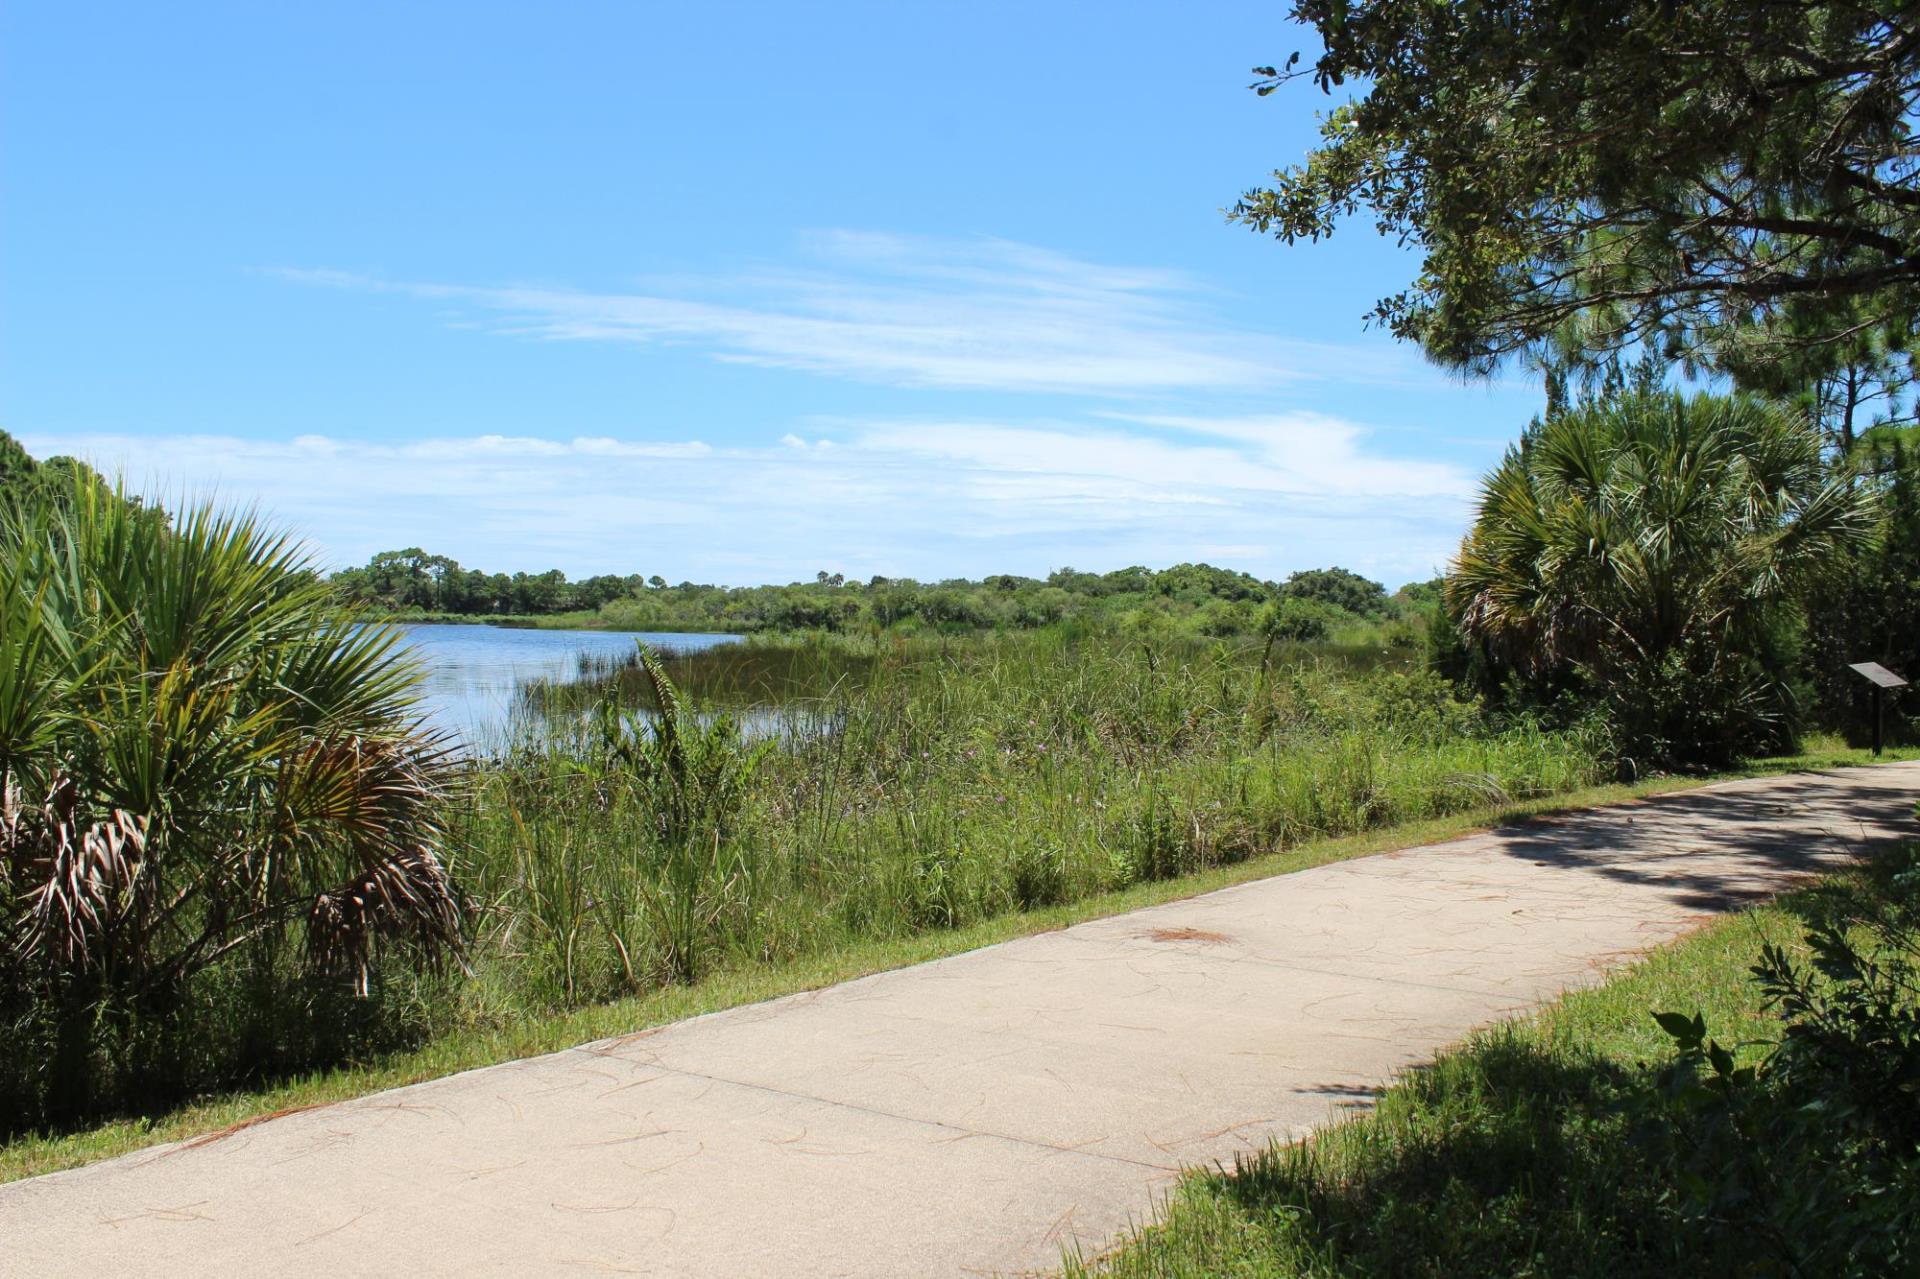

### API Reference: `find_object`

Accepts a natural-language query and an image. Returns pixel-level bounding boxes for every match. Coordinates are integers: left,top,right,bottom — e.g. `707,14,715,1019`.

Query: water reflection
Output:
391,624,741,746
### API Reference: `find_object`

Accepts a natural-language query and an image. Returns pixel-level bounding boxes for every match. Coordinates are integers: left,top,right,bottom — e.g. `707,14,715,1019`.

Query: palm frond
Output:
5,771,148,969
1,467,465,1012
306,845,462,995
1446,389,1872,766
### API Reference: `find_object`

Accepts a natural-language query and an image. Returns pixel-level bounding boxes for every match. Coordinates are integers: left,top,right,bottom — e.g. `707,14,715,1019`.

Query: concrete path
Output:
5,764,1917,1277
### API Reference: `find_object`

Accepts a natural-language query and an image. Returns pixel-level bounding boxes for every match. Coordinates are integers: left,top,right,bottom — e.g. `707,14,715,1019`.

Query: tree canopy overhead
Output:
1240,2,1920,390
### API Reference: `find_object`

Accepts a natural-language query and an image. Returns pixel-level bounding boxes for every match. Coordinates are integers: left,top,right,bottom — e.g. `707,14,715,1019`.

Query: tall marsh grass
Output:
451,631,1609,1012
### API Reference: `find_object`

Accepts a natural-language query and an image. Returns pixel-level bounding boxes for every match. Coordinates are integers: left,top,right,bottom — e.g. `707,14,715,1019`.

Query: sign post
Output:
1848,662,1910,756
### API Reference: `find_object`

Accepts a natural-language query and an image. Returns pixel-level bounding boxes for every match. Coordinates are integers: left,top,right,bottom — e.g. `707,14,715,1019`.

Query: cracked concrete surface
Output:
4,763,1916,1276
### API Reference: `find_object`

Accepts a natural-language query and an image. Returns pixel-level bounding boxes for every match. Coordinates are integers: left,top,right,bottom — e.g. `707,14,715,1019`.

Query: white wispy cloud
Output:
271,233,1421,396
859,411,1466,501
22,414,1475,586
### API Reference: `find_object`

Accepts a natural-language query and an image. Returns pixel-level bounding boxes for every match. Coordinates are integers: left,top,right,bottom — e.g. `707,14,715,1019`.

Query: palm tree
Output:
1448,391,1873,769
0,476,460,1116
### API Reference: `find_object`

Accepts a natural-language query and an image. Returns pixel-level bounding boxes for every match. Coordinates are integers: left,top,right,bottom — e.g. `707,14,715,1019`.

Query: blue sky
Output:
1,1,1543,588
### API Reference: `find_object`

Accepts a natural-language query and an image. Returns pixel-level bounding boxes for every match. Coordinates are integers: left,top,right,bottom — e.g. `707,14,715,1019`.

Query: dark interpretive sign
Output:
1849,661,1911,690
1848,662,1910,755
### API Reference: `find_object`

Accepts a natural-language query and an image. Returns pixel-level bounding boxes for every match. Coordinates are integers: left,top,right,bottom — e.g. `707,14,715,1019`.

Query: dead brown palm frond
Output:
306,845,463,995
5,771,148,968
0,771,27,871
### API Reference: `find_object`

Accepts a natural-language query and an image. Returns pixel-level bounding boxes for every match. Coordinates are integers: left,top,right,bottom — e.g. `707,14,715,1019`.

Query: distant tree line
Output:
328,548,650,618
328,548,1433,640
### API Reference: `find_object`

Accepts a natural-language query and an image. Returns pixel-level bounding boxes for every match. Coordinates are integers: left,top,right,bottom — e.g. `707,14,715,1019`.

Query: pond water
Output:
392,624,741,745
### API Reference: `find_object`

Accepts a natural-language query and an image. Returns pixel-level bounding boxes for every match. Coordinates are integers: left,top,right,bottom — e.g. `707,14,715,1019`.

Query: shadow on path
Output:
1488,775,1920,912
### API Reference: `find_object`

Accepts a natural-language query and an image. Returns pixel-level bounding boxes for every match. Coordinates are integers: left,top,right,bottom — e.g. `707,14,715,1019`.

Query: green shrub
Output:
1641,846,1920,1274
1117,793,1195,883
1450,391,1872,770
1008,839,1069,910
906,846,970,930
1258,597,1343,645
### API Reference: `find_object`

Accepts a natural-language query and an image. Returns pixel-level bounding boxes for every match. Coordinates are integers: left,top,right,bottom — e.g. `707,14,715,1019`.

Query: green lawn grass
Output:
4,743,1908,1186
1066,802,1913,1277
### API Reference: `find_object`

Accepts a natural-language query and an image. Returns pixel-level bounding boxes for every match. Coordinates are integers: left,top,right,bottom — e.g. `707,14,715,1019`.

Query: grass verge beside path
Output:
1067,807,1915,1277
1067,915,1800,1277
3,745,1909,1185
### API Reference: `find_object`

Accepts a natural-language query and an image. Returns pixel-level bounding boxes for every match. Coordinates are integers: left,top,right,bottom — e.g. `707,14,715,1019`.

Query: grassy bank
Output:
1069,838,1920,1277
459,631,1610,1009
5,736,1909,1184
